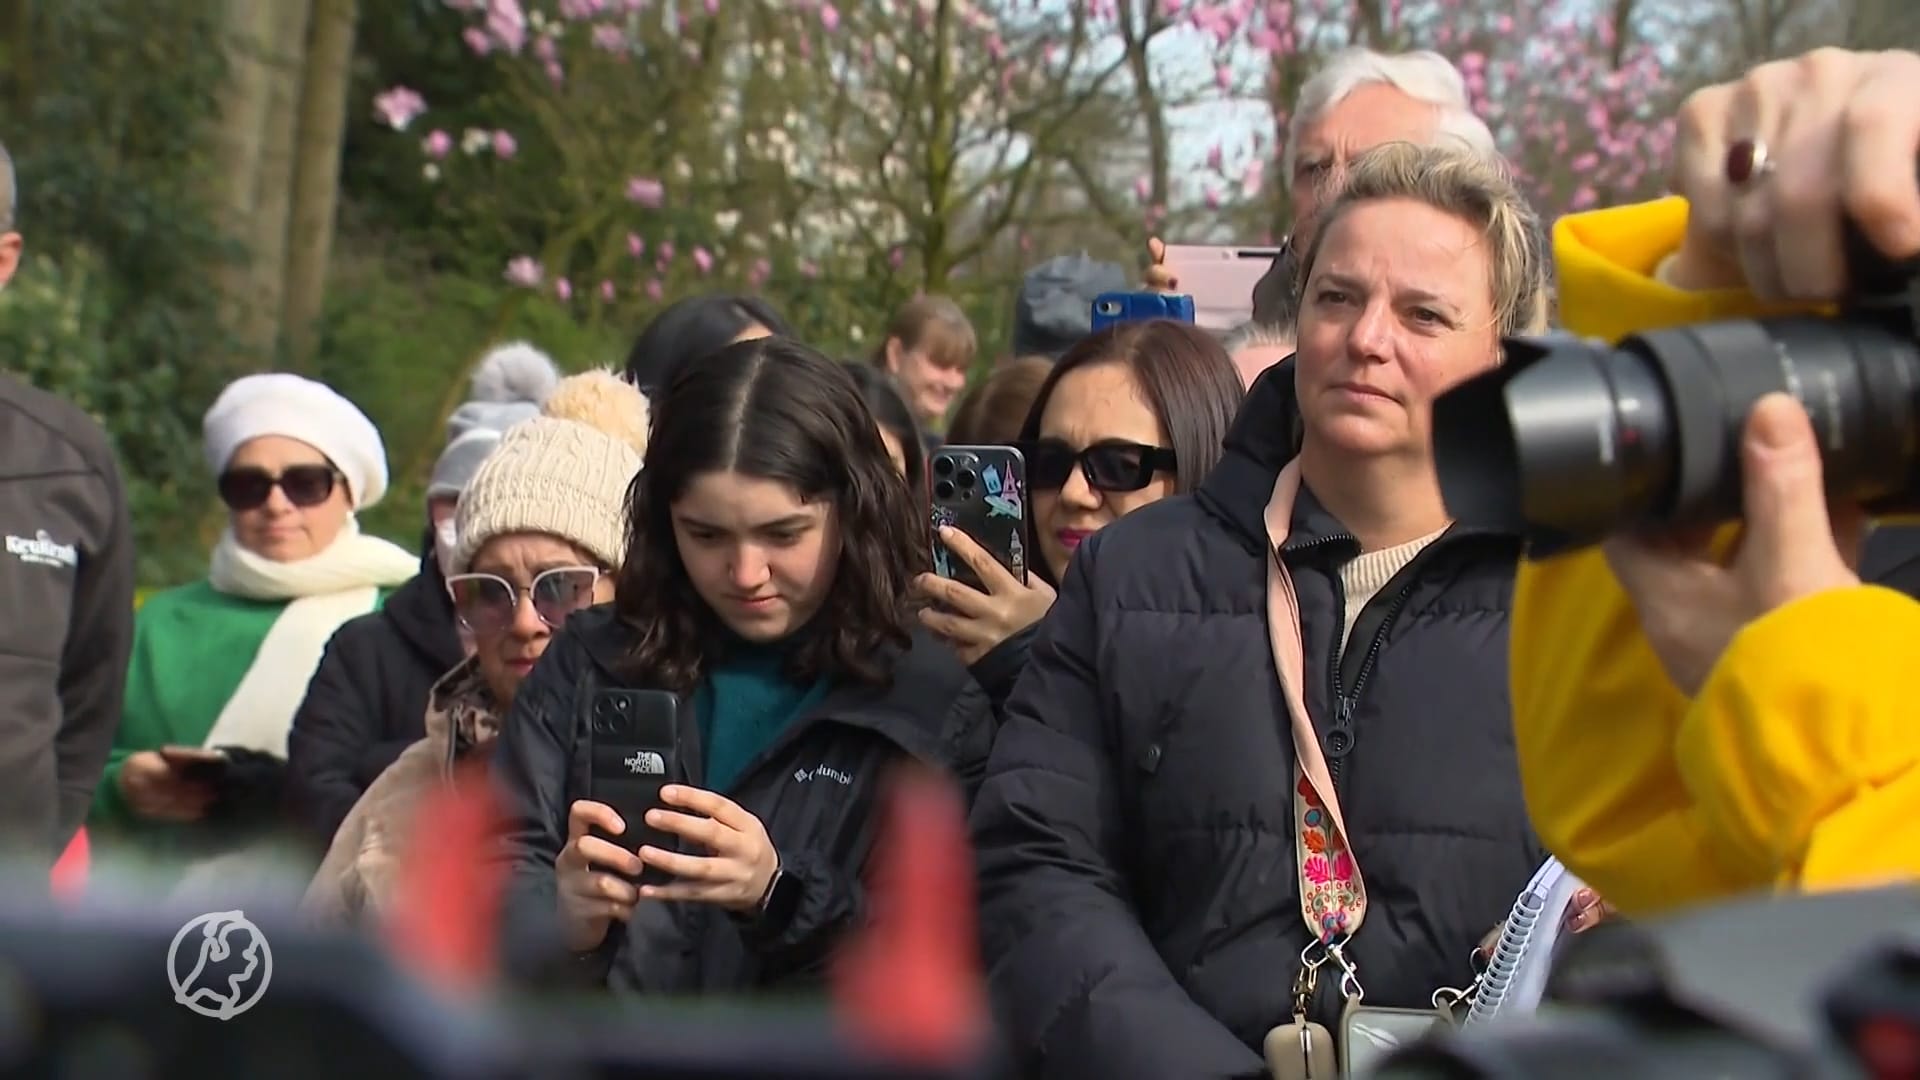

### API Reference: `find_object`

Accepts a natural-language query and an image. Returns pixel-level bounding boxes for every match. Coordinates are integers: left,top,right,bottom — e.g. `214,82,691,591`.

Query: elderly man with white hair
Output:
1248,47,1502,330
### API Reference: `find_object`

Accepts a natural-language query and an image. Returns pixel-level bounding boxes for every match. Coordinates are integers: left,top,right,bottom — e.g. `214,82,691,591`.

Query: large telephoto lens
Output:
1431,336,1675,553
1432,315,1920,554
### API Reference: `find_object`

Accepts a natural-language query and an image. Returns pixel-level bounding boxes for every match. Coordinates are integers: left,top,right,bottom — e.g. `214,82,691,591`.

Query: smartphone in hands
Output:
159,745,230,786
584,689,683,886
929,445,1030,590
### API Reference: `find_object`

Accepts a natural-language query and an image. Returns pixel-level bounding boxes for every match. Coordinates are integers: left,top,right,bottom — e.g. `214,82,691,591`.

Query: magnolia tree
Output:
1155,0,1683,229
371,0,1281,350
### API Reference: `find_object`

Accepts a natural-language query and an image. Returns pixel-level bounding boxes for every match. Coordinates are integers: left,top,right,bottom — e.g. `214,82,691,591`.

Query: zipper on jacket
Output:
1323,543,1443,789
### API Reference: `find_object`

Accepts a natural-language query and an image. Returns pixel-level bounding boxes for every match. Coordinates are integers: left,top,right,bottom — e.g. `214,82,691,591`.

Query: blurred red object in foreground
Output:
386,761,507,993
51,827,87,899
835,764,987,1064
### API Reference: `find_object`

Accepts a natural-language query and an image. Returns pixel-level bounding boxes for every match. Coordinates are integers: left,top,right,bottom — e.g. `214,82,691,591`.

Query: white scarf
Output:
201,521,418,756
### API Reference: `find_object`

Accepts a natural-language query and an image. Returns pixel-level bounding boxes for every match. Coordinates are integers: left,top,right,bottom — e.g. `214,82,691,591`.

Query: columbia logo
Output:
625,750,665,776
792,764,852,786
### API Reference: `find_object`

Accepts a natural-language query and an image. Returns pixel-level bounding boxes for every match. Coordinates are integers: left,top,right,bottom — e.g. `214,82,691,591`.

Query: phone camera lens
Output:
614,696,630,711
592,716,611,735
932,456,955,477
956,468,977,489
933,479,956,500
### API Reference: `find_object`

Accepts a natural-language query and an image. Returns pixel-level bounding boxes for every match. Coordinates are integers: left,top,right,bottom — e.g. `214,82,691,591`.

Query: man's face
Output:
1289,82,1440,250
0,232,19,291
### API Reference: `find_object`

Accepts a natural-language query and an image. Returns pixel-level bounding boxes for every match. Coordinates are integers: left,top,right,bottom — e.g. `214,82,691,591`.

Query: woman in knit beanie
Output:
302,368,650,922
489,337,995,995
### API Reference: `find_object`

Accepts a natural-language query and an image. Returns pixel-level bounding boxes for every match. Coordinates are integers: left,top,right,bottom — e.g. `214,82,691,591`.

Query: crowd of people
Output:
2,37,1919,1080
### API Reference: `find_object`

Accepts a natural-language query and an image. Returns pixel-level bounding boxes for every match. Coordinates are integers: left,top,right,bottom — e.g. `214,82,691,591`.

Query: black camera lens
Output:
955,467,977,489
933,479,956,500
1433,313,1920,554
932,455,955,477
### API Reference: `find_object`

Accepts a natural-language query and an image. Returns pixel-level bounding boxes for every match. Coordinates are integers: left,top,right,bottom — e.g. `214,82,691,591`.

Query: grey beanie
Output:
1012,253,1130,360
428,341,562,500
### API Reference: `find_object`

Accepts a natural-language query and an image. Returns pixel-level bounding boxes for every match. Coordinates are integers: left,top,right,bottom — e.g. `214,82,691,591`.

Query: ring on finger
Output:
1725,137,1778,191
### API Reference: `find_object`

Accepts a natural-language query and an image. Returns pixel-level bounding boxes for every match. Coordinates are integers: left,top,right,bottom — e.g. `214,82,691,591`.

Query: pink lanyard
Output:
1263,461,1368,994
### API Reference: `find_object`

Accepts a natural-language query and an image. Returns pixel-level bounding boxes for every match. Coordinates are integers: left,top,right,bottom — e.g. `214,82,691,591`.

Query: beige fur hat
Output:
452,368,651,572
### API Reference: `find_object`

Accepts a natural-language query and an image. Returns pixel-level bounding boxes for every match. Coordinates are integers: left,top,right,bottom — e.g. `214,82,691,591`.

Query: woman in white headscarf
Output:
88,373,417,881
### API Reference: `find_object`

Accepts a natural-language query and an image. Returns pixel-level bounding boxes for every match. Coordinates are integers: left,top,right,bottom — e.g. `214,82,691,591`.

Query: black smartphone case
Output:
929,445,1030,591
584,688,683,886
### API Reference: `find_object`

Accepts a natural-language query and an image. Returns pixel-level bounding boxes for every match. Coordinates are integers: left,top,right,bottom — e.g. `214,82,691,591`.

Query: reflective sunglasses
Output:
1026,438,1178,494
445,566,605,634
217,464,340,511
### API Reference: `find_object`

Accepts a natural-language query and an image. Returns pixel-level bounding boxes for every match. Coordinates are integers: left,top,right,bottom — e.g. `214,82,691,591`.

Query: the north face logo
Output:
624,750,665,775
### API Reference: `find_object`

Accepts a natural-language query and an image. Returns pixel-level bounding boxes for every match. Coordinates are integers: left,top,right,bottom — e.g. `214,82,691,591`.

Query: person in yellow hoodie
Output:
1515,45,1920,918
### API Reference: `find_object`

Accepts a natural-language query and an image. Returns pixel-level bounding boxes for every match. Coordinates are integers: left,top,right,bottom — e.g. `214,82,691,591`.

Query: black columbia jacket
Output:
493,606,994,993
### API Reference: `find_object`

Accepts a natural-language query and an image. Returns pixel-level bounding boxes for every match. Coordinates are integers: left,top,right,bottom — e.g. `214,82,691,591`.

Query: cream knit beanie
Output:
452,368,651,573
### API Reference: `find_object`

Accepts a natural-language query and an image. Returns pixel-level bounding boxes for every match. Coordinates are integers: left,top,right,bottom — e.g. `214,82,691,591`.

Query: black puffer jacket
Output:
285,540,465,846
970,365,1545,1079
493,606,995,994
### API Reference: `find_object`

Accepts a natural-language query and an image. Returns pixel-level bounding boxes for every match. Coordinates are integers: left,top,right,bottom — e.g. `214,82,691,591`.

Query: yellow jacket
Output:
1516,196,1920,917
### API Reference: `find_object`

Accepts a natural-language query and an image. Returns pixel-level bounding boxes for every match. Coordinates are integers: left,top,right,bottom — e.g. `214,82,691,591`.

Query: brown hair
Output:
616,337,923,691
948,356,1052,446
872,295,977,372
1017,321,1245,582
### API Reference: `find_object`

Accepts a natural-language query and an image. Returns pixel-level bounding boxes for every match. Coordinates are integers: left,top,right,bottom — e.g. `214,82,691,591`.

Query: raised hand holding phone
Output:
915,526,1057,664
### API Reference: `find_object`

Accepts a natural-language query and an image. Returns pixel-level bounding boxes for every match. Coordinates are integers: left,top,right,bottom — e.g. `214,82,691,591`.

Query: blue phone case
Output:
1090,291,1197,332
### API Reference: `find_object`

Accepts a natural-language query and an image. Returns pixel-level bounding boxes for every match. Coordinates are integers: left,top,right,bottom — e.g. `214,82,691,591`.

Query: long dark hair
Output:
622,294,793,395
1017,320,1245,582
841,363,926,484
616,337,924,692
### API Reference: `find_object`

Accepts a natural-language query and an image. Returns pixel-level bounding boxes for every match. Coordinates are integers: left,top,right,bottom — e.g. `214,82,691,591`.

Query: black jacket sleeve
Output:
286,624,415,845
54,447,134,845
967,623,1035,719
491,629,598,988
742,676,996,983
969,539,1266,1080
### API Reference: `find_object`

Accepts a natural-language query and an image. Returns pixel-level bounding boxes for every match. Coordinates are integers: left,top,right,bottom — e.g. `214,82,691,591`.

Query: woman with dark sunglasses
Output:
304,370,648,921
912,320,1244,708
90,373,418,889
491,337,992,995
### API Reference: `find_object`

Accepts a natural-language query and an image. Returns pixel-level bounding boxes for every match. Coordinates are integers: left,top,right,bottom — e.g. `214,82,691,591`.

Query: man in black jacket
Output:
0,140,137,859
969,363,1542,1078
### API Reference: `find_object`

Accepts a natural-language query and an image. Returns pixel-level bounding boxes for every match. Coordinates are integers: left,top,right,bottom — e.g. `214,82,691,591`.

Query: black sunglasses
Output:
217,464,340,511
445,566,604,634
1026,439,1178,494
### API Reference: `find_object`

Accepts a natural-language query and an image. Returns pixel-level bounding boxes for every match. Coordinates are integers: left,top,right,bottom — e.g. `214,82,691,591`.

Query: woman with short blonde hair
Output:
970,139,1555,1074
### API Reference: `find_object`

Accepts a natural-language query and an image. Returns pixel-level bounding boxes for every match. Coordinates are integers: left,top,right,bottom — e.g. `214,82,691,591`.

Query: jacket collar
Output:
569,607,963,760
426,656,502,766
1195,357,1521,555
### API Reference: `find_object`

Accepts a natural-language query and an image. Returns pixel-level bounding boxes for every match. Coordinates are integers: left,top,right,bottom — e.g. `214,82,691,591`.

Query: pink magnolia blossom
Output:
748,258,771,287
504,256,543,288
373,86,427,131
625,176,665,207
627,232,645,258
555,277,573,301
645,278,665,301
821,4,840,31
600,279,617,301
491,130,517,158
692,247,714,274
423,129,452,159
486,0,527,54
658,240,676,261
463,26,492,55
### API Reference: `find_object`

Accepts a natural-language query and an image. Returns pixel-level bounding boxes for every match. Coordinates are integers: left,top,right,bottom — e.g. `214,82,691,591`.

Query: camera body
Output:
1431,232,1920,553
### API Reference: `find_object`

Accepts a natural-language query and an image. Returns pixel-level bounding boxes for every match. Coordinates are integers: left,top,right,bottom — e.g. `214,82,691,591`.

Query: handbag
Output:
1257,461,1472,1080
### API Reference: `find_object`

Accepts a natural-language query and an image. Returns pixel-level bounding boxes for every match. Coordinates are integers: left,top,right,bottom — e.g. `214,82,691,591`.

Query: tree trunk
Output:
207,0,280,362
238,0,316,366
281,0,357,371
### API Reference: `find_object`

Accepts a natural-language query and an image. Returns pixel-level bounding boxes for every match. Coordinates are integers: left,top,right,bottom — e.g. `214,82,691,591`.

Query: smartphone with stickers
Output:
929,444,1029,591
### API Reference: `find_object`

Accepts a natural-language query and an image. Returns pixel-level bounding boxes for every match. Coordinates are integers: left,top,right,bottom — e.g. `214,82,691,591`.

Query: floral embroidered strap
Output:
1263,460,1368,946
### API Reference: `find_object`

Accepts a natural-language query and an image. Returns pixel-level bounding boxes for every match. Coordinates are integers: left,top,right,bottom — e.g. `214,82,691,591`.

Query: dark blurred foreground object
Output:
1371,885,1920,1079
0,765,999,1079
